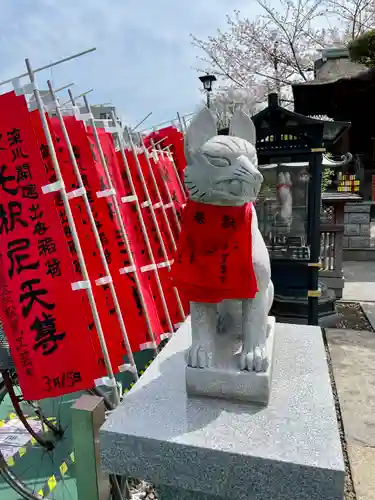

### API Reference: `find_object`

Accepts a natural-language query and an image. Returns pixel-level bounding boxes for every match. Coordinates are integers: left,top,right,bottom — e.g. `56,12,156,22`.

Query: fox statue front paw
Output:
240,344,268,372
187,343,213,369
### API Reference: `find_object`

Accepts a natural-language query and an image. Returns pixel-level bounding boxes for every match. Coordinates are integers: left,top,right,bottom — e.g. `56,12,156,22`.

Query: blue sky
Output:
0,1,257,131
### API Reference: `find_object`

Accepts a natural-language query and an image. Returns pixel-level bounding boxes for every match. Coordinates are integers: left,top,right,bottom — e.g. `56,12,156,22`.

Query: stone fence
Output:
343,201,375,260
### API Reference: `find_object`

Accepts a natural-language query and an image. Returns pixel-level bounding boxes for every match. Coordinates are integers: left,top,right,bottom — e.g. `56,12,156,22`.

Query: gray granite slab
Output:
100,319,344,500
186,317,275,405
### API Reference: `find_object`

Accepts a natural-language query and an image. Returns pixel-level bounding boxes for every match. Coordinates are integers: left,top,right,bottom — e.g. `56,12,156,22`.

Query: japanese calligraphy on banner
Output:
121,149,184,327
28,111,112,373
50,117,131,363
144,126,186,184
150,153,185,241
0,91,100,400
93,129,165,343
114,148,179,333
81,125,164,348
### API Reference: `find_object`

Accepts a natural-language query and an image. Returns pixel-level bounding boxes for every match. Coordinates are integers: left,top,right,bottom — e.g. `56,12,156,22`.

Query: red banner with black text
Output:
0,91,101,400
85,126,165,346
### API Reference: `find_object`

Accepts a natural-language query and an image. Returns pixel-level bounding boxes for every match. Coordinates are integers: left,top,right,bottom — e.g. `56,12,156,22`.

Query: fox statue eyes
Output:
205,155,231,168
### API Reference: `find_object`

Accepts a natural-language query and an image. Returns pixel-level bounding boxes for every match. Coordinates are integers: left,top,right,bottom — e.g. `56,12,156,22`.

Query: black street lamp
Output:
199,74,216,108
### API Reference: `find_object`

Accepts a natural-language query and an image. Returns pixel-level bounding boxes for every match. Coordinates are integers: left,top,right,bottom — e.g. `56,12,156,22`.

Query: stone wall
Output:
343,202,374,260
343,202,371,248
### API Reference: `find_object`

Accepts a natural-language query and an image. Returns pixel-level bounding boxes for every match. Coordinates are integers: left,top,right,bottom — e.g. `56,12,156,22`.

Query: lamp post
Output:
199,74,216,108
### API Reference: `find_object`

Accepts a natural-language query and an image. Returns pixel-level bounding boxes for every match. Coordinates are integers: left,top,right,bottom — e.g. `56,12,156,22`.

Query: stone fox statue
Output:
171,108,274,373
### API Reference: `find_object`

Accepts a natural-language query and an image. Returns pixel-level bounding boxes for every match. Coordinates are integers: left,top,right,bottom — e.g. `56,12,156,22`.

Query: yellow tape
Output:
308,290,321,297
38,453,76,498
47,475,57,491
2,413,45,467
311,147,326,153
60,462,68,475
308,262,321,268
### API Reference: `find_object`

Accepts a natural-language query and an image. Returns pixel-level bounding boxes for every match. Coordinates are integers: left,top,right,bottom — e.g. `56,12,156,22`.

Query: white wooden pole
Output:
111,117,175,335
164,145,187,201
176,112,184,132
61,89,94,108
150,139,181,233
126,132,186,322
139,112,194,134
54,82,75,93
1,48,96,87
138,136,178,251
84,96,162,350
47,80,138,381
131,112,153,132
25,58,120,405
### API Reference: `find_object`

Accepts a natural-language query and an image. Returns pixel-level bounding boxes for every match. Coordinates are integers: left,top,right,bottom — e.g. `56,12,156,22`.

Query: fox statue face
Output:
184,108,263,206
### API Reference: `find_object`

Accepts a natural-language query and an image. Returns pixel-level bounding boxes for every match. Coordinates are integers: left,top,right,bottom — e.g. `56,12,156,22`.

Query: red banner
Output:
125,150,186,326
144,126,186,185
86,127,165,347
0,91,101,400
115,149,179,332
31,112,110,375
149,153,185,241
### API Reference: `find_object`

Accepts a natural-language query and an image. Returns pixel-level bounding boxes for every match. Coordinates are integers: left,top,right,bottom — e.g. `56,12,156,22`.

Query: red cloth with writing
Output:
0,91,101,400
118,149,185,327
144,126,186,188
94,129,165,347
171,200,258,303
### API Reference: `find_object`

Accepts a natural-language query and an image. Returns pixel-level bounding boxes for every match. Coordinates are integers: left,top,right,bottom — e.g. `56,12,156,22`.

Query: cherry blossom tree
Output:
192,0,375,121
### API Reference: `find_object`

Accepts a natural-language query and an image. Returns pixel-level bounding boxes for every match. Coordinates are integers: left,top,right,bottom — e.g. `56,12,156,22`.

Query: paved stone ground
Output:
327,328,375,500
343,262,375,302
327,261,375,500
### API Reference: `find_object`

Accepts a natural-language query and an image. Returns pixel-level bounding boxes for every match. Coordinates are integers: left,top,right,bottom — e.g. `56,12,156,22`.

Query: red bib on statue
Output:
171,200,258,303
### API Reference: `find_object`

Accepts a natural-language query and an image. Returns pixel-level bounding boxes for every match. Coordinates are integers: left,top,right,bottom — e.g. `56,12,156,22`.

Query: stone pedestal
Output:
186,317,275,405
100,319,345,500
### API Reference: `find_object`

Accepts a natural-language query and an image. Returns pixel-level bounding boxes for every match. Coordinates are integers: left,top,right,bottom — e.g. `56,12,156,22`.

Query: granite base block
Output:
100,319,345,500
186,317,275,405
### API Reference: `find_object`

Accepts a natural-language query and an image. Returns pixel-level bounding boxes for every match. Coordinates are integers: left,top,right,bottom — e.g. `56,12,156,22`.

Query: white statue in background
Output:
171,108,275,401
277,172,293,227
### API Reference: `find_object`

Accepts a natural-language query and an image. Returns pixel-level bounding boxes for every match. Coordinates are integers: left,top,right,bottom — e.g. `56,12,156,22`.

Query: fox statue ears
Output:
184,107,257,157
229,109,256,145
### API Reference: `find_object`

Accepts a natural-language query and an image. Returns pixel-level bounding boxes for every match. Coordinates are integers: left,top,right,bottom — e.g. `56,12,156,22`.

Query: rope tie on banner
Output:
96,188,116,198
121,194,138,203
41,180,65,194
66,187,87,199
95,276,113,286
71,281,91,291
119,265,137,275
94,376,117,388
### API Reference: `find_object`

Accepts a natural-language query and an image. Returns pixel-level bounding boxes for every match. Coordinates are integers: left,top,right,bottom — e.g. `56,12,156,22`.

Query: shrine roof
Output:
292,68,375,117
